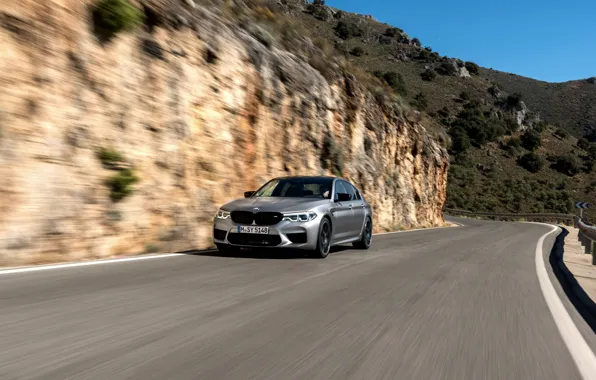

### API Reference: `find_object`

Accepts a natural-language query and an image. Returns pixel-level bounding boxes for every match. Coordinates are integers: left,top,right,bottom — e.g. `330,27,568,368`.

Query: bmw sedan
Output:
213,176,373,258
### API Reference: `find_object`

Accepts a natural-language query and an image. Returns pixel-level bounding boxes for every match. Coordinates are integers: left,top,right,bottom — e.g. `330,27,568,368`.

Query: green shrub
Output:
518,152,544,173
520,130,541,151
551,155,580,176
92,0,144,36
350,47,365,56
105,168,139,202
97,147,124,167
578,137,591,151
436,61,458,76
464,61,479,75
420,67,437,81
533,120,548,133
411,92,428,111
334,21,363,40
382,72,407,95
384,27,399,37
506,92,523,108
411,38,421,47
554,128,569,139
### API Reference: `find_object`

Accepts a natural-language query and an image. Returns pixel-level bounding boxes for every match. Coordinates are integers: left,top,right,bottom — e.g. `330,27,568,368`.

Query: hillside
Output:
0,0,448,265
275,0,596,219
482,69,596,137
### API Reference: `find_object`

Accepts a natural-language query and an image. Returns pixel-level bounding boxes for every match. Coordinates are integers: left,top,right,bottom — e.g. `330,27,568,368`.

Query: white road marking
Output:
533,223,596,380
0,224,458,276
0,253,186,275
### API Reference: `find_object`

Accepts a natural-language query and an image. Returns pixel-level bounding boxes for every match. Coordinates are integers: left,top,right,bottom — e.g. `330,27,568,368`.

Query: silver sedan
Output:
213,176,373,258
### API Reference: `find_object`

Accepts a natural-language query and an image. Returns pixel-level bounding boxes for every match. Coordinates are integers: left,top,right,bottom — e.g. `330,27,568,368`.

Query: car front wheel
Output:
353,217,372,249
314,218,331,258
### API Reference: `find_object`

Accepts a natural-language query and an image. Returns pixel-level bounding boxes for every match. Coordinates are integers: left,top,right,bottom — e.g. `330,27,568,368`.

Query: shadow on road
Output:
177,246,354,260
549,227,596,334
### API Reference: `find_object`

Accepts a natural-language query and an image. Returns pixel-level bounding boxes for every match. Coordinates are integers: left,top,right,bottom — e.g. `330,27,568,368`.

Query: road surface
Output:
0,218,588,379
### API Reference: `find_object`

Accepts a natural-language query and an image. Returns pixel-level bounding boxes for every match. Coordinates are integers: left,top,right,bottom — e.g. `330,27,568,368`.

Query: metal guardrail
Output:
575,217,596,266
443,208,575,224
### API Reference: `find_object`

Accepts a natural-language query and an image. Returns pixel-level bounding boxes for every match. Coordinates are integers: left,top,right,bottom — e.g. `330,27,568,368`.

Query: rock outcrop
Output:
0,0,449,265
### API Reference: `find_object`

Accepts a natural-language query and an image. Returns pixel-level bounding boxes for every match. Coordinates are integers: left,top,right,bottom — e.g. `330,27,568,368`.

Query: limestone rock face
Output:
0,0,449,265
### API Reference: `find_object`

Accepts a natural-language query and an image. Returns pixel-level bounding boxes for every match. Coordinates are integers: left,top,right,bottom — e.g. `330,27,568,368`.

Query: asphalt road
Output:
0,218,586,379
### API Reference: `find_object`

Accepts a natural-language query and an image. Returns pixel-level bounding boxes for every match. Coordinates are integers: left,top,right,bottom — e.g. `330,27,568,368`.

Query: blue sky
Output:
325,0,594,83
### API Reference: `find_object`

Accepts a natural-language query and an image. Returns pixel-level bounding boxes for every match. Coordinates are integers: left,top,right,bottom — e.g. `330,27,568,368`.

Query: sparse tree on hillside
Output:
551,155,580,176
436,61,458,76
578,138,591,151
464,61,480,75
420,67,437,81
382,72,407,95
518,152,544,173
411,37,421,46
506,92,523,108
521,130,541,151
334,21,363,40
411,92,428,111
350,47,365,56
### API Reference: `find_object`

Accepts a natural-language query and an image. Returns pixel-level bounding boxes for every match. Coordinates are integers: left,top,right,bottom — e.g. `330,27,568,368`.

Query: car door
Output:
329,180,353,242
345,181,367,236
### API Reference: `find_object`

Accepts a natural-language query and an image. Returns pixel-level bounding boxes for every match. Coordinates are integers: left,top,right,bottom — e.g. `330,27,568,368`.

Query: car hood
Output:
221,197,329,213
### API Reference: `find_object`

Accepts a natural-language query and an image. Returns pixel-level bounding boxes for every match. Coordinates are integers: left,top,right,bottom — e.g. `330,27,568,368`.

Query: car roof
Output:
275,175,339,181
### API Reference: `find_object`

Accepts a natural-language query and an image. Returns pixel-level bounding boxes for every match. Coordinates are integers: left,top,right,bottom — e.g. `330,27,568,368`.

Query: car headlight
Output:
283,212,317,222
215,209,231,220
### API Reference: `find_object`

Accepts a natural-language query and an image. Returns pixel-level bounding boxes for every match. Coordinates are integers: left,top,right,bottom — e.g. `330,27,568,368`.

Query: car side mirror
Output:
244,191,255,198
335,193,351,202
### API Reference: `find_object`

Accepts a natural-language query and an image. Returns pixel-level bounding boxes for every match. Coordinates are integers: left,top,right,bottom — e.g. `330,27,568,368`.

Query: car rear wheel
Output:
353,217,372,250
216,243,241,254
313,218,331,259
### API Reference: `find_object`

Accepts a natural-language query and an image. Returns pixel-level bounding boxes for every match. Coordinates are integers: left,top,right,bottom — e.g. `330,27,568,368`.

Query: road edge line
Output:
0,223,457,275
533,223,596,380
0,253,187,275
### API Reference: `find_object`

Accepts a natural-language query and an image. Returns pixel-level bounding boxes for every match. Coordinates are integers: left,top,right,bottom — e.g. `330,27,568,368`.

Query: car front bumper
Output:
213,217,320,250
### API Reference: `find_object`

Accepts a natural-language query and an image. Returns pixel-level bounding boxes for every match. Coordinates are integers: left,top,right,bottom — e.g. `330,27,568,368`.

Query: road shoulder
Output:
563,227,596,304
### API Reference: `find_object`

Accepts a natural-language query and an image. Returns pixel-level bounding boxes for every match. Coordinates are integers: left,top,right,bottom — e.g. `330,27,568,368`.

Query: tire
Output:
313,218,332,259
353,217,372,250
216,243,241,254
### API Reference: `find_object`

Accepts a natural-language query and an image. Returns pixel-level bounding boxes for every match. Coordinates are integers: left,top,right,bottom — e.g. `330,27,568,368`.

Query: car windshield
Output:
254,178,333,199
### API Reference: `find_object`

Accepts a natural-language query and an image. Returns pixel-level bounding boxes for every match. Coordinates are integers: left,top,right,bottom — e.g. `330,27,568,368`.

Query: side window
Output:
350,184,362,200
342,181,356,200
334,181,347,199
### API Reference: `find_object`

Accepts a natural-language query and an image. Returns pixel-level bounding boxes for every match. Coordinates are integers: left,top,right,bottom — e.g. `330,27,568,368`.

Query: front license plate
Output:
238,226,269,234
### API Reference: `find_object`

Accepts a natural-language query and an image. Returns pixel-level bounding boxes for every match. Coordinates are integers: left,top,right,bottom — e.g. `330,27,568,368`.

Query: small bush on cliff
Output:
520,130,542,151
105,168,139,202
518,152,544,173
97,148,124,168
464,61,479,75
334,21,363,40
551,155,580,176
350,47,365,57
92,0,143,38
420,68,437,81
554,127,569,139
382,72,407,95
411,92,428,111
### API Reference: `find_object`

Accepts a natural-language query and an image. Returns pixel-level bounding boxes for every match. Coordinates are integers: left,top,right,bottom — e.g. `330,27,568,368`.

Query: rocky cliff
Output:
0,0,448,265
